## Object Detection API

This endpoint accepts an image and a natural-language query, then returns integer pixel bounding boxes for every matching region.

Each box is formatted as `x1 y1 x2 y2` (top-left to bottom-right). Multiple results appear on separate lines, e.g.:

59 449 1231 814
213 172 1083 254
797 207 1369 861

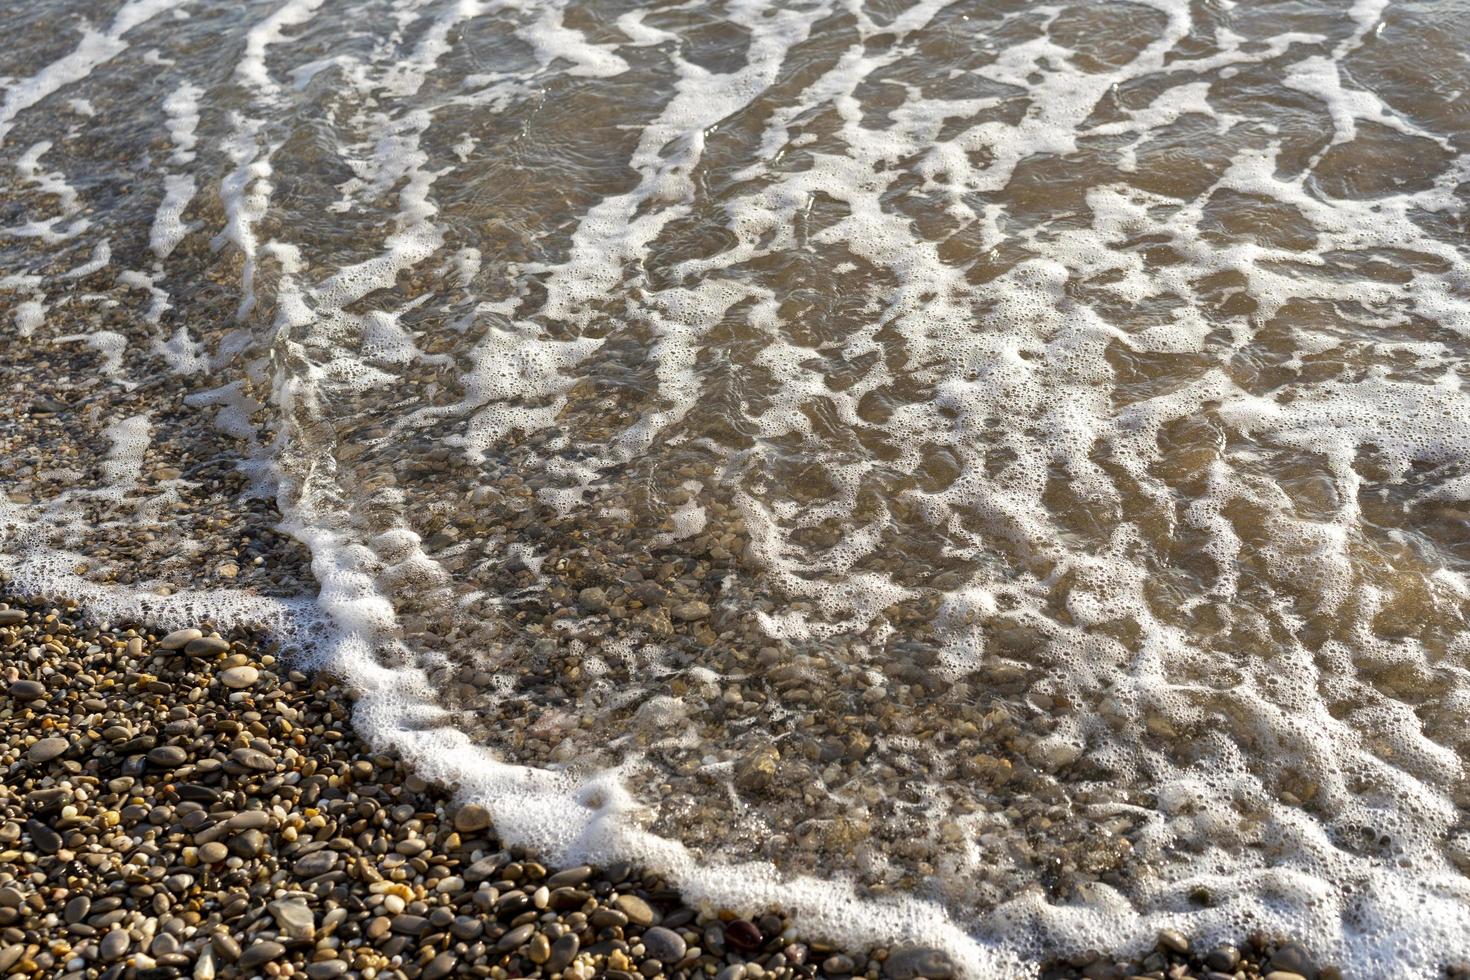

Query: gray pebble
158 628 202 650
238 940 285 970
147 745 188 768
641 926 687 964
8 680 44 701
100 929 130 962
28 737 69 763
546 933 580 973
496 923 536 952
884 947 954 980
184 636 230 657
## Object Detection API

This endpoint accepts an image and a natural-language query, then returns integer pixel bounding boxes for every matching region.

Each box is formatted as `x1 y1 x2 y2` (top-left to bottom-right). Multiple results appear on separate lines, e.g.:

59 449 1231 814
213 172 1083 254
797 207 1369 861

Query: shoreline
0 594 1358 980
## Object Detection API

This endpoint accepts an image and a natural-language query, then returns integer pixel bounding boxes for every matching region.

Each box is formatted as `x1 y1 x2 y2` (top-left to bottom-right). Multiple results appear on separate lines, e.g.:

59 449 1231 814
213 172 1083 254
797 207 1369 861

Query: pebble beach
0 594 1370 980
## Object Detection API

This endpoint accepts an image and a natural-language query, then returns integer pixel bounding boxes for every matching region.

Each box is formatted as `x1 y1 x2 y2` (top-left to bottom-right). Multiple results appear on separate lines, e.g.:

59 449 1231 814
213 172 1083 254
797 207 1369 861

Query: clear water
2 0 1469 975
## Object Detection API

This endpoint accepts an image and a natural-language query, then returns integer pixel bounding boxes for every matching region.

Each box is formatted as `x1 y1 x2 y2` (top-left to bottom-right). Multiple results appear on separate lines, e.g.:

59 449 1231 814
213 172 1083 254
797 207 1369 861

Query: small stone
226 810 272 830
579 587 610 612
1264 973 1307 980
306 961 348 980
158 628 202 650
230 747 274 771
453 803 491 833
8 680 44 701
229 829 266 858
294 850 339 877
184 636 230 657
198 842 228 864
1269 944 1316 978
64 896 90 923
613 893 657 927
641 926 687 964
423 952 458 980
884 947 954 980
268 899 315 941
823 955 855 975
211 932 242 962
1205 946 1240 972
672 599 710 621
28 737 69 763
496 923 535 952
147 745 189 768
0 610 27 626
1156 929 1189 955
716 965 746 980
547 934 580 972
238 940 286 971
546 865 593 888
724 919 762 951
392 914 428 936
100 929 130 962
219 665 258 689
527 932 552 965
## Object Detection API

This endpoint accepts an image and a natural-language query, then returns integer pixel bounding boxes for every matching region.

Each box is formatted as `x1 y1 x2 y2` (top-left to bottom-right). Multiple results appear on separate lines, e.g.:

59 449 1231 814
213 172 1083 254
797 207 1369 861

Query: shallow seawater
2 0 1469 974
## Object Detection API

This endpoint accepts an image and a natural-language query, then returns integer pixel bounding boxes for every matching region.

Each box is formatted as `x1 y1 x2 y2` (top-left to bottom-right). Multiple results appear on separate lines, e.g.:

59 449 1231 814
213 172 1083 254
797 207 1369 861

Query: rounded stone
641 926 687 964
100 929 130 962
8 680 45 701
452 803 491 833
238 940 285 971
613 893 656 927
198 842 229 864
883 947 954 980
28 737 69 763
546 934 580 973
147 745 188 768
184 636 230 657
218 666 258 689
158 628 202 649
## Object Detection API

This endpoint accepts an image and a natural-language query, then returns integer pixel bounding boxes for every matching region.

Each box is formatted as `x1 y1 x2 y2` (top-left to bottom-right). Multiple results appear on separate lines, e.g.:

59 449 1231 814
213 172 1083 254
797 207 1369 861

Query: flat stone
28 737 69 763
8 680 44 700
671 600 711 621
238 940 285 971
158 628 202 650
613 894 657 927
423 952 459 980
546 865 593 888
226 810 272 830
453 803 491 833
884 947 954 980
294 850 339 877
0 610 27 626
391 914 428 936
229 829 266 858
219 665 258 689
268 899 315 941
1157 929 1189 955
1269 944 1316 978
230 747 274 771
198 842 228 864
184 636 230 657
305 960 349 980
496 923 535 952
641 926 687 964
547 934 580 973
147 745 188 768
100 929 130 962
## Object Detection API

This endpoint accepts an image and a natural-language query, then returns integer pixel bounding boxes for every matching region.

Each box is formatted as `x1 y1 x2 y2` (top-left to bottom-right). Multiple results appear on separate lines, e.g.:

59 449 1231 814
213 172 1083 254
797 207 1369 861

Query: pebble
1269 944 1316 977
1157 929 1190 955
198 840 228 863
642 925 687 964
184 636 230 657
824 954 856 974
496 923 535 952
672 599 711 621
884 946 955 980
547 933 581 972
100 929 130 962
28 737 69 763
453 803 491 833
269 899 316 941
238 940 286 971
306 961 349 979
1205 946 1240 972
614 893 657 926
147 745 188 768
0 610 27 626
294 850 339 876
8 679 45 700
423 952 459 980
157 628 202 649
218 665 258 689
546 865 594 888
